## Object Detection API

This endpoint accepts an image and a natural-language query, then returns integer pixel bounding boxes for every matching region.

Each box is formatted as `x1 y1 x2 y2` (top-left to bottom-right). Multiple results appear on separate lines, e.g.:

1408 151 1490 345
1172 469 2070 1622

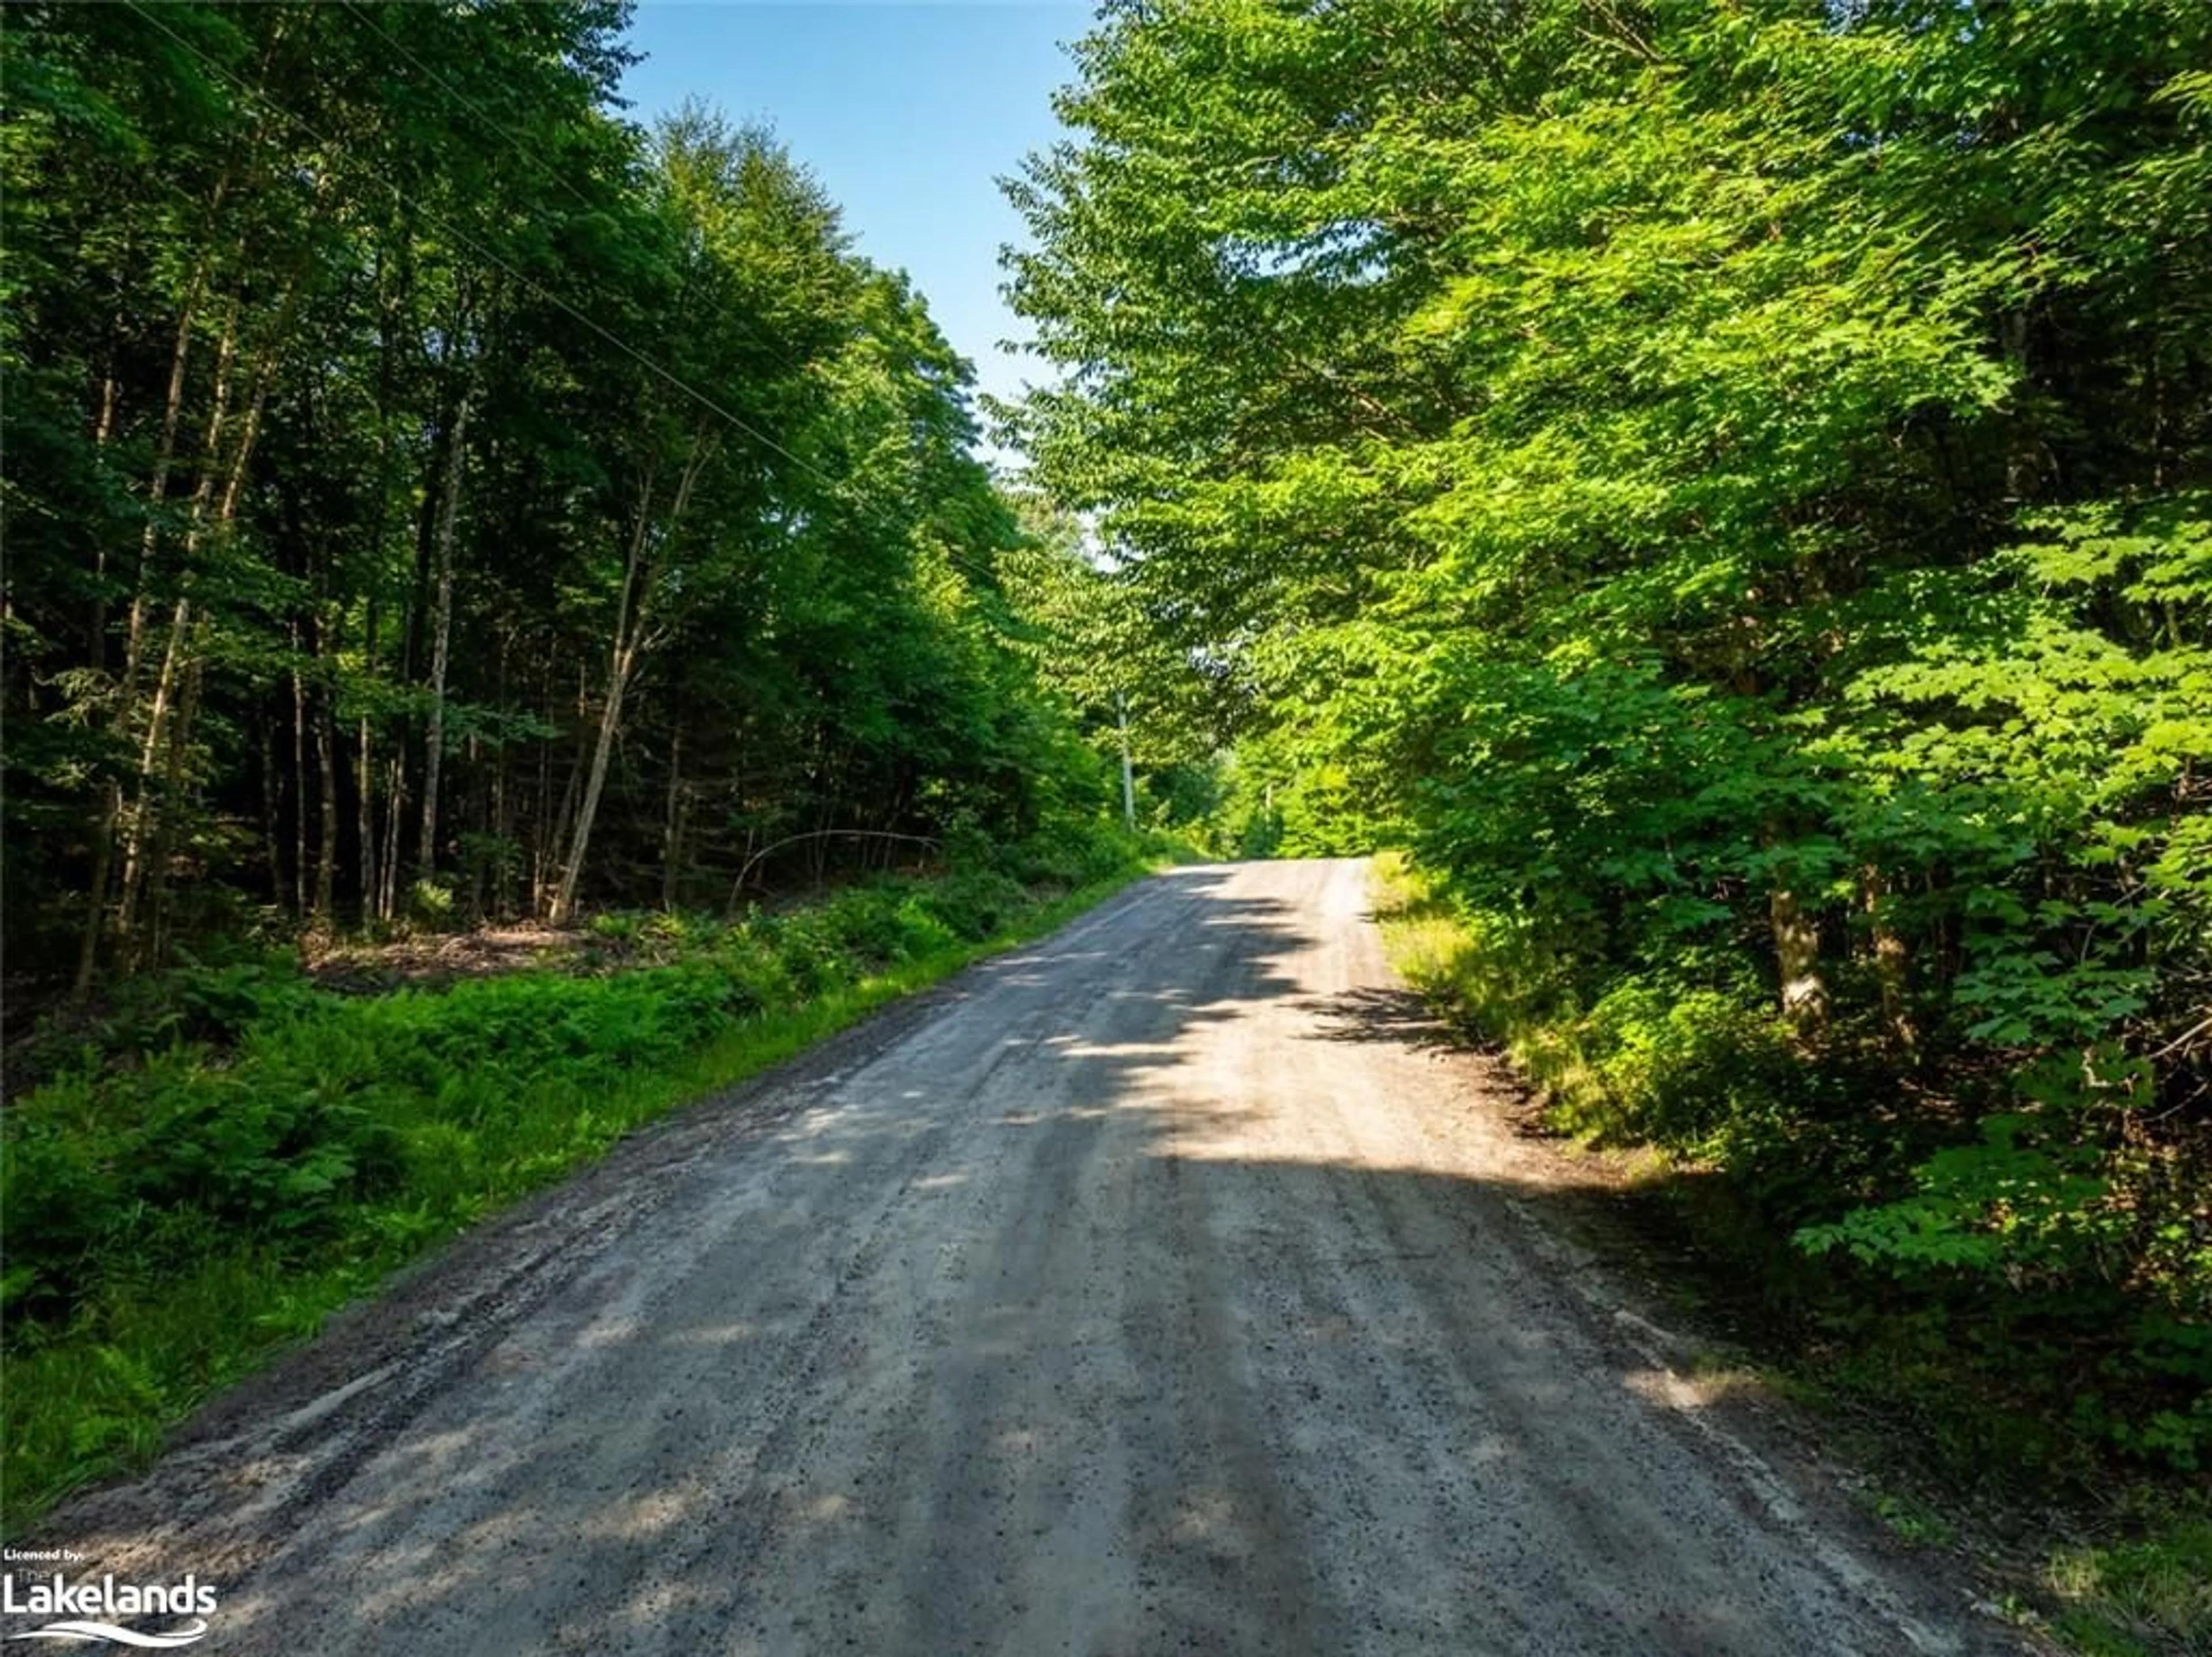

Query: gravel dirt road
45 860 2020 1655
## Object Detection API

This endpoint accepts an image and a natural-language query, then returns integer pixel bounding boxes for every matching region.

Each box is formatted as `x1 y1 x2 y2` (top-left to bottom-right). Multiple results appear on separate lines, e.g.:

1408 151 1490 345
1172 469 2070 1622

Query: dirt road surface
46 860 2018 1655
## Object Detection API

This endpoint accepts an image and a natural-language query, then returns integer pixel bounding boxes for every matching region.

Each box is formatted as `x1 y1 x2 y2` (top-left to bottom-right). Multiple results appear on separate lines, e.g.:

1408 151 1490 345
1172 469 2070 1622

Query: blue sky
616 2 1088 435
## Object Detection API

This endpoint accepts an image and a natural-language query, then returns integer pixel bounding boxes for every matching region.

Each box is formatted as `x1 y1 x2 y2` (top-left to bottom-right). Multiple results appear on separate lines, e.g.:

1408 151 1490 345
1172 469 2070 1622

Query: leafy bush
1793 1045 2212 1466
811 883 937 968
922 868 1033 941
1577 982 1793 1153
998 819 1147 888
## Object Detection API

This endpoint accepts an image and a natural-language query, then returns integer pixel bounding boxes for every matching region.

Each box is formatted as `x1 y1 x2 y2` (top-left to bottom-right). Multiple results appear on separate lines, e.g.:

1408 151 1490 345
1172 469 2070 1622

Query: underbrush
1 831 1173 1530
1374 851 2212 1655
2045 1503 2212 1657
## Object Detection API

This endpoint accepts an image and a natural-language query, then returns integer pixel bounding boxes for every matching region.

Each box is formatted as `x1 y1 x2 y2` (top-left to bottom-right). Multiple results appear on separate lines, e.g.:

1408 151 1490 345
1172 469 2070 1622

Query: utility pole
1116 691 1136 833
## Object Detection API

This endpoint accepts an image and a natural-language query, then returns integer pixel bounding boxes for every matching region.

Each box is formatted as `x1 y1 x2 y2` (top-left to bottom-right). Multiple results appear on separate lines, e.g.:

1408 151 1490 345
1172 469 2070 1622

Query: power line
122 0 1014 589
336 0 820 393
336 1 1016 585
127 0 839 490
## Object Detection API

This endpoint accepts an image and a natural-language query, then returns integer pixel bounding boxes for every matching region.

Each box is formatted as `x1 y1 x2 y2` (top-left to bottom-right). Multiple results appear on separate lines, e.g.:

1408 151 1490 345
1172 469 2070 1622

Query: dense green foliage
1009 0 2212 1466
1 835 1152 1524
3 0 1108 995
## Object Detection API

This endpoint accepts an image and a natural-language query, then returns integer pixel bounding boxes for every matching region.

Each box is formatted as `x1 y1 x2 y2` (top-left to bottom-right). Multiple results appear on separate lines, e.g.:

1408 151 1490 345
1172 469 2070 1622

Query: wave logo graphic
6 1620 209 1647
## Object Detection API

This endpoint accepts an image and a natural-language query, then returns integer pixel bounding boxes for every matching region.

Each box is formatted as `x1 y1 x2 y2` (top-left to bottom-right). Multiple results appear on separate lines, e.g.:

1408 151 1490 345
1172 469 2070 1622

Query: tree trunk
312 615 339 926
115 593 194 952
380 752 406 921
113 285 244 957
416 383 472 883
1769 884 1827 1035
358 716 379 920
550 432 708 924
73 146 247 994
661 717 687 911
87 349 121 667
490 631 513 918
551 637 637 925
144 640 210 965
1861 867 1914 1050
127 100 316 955
532 665 555 914
291 644 310 917
130 286 294 958
72 804 116 999
72 335 141 989
262 696 286 914
542 664 589 916
123 247 219 691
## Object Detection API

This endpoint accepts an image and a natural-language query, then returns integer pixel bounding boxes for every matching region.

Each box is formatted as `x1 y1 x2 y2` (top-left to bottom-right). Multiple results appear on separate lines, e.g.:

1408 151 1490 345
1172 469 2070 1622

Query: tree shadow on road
37 861 2005 1657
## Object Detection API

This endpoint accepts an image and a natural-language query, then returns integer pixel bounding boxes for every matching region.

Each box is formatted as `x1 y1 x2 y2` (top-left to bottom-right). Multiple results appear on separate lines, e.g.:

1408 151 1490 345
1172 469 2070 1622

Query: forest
1006 0 2212 1497
3 1 1129 988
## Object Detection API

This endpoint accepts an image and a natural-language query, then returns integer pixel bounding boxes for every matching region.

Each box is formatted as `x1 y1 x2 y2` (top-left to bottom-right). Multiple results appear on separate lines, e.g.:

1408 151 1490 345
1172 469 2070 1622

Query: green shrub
171 960 307 1045
1578 982 1790 1152
922 868 1032 940
405 879 457 929
813 884 918 967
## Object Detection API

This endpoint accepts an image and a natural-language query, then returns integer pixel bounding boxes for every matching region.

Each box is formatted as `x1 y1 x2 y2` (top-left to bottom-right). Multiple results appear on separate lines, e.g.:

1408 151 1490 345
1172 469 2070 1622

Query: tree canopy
3 0 1111 990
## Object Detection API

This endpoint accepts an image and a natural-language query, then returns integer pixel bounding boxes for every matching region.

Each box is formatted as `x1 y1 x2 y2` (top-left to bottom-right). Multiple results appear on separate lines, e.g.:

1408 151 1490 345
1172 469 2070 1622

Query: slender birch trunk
127 277 296 960
541 663 589 916
72 119 259 992
551 431 710 924
379 754 405 921
109 285 243 964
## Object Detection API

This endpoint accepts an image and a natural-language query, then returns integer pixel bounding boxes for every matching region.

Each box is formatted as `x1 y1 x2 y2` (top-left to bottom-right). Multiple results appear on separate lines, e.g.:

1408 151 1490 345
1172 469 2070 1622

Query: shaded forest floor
296 867 956 995
1496 1117 2210 1657
1573 1163 2209 1657
302 924 593 993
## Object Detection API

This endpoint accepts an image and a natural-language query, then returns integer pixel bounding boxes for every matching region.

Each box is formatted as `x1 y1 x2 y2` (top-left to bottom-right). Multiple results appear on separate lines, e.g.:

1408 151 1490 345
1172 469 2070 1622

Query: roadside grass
2 852 1163 1533
1869 1488 1959 1550
2046 1508 2212 1657
1370 849 2212 1657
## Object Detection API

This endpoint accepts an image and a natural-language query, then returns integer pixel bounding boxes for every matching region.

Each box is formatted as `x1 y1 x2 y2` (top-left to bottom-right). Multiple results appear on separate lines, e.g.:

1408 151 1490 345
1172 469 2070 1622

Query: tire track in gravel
35 860 2025 1656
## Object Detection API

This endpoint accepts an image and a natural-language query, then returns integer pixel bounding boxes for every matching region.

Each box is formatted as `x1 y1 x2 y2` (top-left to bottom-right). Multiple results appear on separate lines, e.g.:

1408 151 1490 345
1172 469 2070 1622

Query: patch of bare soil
302 925 591 994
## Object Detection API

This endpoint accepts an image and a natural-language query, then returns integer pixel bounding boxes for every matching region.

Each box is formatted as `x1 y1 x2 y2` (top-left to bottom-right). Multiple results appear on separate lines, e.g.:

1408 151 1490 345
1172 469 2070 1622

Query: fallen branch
725 830 942 916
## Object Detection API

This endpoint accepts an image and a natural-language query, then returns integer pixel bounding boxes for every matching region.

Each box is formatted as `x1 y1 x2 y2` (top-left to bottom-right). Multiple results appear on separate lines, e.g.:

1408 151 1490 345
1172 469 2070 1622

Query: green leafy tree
1007 0 2212 1456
